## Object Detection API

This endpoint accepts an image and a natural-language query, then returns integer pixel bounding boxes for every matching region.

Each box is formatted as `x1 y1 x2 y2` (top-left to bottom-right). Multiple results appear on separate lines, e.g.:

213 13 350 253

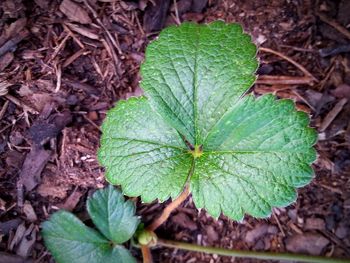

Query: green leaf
191 94 316 219
98 97 193 203
141 21 258 145
42 211 136 263
99 21 317 220
87 185 140 244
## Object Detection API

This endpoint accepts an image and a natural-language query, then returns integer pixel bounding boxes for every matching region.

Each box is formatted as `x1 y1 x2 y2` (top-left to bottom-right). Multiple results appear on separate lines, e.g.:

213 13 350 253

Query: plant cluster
42 21 348 263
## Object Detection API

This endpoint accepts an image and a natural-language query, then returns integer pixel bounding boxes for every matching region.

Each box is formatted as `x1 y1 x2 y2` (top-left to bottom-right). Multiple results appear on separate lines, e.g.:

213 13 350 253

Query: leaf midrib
193 25 200 146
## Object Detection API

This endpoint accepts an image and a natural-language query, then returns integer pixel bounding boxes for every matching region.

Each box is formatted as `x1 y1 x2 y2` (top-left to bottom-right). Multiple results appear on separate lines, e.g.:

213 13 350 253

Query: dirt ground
0 0 350 262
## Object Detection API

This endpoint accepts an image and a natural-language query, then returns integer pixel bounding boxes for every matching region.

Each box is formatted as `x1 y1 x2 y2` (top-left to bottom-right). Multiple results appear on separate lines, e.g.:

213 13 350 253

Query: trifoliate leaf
87 185 140 244
42 211 136 263
98 21 316 220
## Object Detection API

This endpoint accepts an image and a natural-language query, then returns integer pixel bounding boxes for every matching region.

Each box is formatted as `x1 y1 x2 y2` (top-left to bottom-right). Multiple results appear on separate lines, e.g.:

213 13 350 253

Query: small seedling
42 186 139 263
41 187 347 263
42 22 349 263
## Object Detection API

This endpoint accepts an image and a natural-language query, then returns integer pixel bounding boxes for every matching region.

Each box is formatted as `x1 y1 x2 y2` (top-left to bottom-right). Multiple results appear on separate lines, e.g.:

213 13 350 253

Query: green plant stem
157 238 350 263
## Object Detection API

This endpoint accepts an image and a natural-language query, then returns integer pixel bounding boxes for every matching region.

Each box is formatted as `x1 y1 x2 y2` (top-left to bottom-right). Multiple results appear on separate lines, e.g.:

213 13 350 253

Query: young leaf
87 185 140 244
42 187 139 263
98 21 317 220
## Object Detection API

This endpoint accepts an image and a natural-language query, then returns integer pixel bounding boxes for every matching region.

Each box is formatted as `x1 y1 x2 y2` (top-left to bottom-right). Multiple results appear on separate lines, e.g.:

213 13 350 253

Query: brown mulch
0 0 349 262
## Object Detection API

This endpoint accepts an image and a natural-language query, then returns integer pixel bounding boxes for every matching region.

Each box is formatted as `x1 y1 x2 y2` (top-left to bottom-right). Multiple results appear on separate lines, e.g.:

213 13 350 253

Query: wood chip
65 23 100 40
0 252 33 263
9 223 26 250
245 224 268 243
0 219 22 236
0 80 12 96
0 52 14 71
305 218 326 231
172 212 197 231
59 0 92 24
16 224 36 258
0 198 6 211
143 0 171 32
23 201 38 222
285 233 330 255
320 98 348 132
20 147 52 192
57 188 83 211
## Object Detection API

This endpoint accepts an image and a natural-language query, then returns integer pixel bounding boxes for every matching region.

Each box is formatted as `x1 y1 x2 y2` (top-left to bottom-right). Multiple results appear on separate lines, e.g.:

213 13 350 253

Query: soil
0 0 350 262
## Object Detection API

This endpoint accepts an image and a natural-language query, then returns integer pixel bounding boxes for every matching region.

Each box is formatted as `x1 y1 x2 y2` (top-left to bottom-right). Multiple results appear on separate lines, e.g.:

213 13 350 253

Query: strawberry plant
42 22 349 263
42 186 139 263
99 21 316 220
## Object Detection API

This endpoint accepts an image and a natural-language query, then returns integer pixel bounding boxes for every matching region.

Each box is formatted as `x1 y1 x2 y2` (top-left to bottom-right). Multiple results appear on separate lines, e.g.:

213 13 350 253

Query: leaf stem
157 238 350 263
147 184 190 232
141 245 153 263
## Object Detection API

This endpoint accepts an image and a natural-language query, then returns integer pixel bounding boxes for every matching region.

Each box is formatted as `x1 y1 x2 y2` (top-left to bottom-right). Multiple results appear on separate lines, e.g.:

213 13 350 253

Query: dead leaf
59 0 92 24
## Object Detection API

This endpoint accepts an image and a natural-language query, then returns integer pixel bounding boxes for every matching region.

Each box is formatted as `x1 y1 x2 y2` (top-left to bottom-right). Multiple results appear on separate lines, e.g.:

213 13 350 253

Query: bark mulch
0 0 349 262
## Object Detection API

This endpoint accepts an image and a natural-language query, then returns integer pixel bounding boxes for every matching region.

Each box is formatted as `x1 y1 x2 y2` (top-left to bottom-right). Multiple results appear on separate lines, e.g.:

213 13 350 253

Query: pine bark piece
59 0 92 24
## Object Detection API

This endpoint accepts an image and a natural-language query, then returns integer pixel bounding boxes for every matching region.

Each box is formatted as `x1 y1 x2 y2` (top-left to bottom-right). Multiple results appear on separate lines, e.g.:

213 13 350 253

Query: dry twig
316 12 350 40
320 98 348 132
256 75 314 85
83 0 122 54
260 47 318 82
